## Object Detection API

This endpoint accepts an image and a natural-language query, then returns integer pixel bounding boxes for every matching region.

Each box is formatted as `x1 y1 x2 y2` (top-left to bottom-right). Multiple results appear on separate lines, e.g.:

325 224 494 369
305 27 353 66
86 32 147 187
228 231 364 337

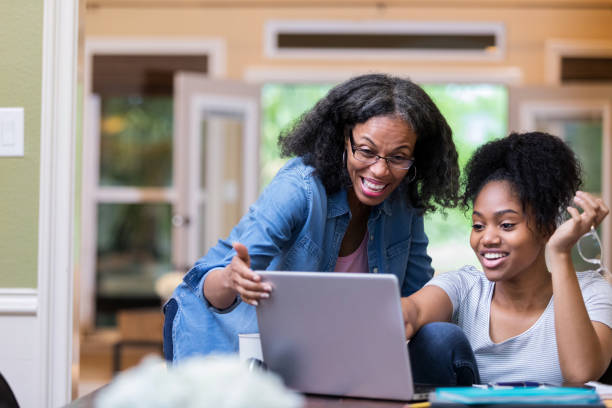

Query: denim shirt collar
327 188 393 220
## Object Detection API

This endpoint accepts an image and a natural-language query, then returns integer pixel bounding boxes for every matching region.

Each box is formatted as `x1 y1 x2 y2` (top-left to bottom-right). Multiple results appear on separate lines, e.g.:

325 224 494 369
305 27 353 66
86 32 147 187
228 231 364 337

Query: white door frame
38 0 79 406
173 73 260 268
546 39 612 85
243 66 523 85
80 37 226 331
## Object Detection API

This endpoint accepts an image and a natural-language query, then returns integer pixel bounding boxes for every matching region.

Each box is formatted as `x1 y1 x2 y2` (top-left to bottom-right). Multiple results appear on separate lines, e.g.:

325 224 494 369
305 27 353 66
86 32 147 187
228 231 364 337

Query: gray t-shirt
427 265 612 385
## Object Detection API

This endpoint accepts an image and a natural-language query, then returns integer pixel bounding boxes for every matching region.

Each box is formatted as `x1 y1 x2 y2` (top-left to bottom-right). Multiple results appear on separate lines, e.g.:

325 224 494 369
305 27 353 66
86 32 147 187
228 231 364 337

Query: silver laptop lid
255 271 415 401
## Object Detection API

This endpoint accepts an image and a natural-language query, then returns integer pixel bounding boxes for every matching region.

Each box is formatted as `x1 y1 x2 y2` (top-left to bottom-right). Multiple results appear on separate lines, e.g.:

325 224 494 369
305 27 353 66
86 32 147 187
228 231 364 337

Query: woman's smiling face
345 115 417 207
470 180 547 281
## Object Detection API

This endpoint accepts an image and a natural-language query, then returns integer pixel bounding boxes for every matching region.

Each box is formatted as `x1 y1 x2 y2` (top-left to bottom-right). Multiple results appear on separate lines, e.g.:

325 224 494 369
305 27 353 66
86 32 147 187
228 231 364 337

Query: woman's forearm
401 296 421 339
550 252 609 382
203 267 238 310
402 286 454 339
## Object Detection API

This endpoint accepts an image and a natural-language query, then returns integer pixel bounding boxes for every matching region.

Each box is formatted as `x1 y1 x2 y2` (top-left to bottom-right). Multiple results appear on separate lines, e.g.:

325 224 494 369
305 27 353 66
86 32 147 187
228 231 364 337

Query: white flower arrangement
95 355 304 408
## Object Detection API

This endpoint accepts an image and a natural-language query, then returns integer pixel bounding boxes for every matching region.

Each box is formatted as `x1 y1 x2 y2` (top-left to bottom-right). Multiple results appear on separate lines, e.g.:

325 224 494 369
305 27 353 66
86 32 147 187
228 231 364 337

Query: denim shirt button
373 267 379 273
369 234 374 241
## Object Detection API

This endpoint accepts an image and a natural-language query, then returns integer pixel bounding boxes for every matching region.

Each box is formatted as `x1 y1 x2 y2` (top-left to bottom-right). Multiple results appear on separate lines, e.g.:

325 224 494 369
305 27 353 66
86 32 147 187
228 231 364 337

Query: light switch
0 107 24 157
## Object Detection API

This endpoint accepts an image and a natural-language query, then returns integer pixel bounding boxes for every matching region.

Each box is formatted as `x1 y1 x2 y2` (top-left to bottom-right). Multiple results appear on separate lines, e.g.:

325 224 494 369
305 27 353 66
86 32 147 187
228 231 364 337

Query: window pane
198 112 245 252
422 84 508 274
199 112 244 191
199 118 208 189
99 96 173 187
220 116 244 237
261 84 333 188
531 113 604 272
92 54 208 96
198 203 206 257
561 57 612 83
534 115 602 193
96 203 172 326
277 33 496 51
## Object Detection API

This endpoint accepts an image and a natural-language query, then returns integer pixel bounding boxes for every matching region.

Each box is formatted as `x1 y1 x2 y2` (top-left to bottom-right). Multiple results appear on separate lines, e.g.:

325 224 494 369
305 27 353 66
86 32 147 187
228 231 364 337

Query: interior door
173 73 260 270
509 86 612 273
81 53 208 330
82 93 176 329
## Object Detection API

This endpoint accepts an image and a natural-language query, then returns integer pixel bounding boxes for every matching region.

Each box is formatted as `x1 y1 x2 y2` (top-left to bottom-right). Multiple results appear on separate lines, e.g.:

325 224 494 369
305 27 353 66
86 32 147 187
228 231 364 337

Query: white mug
238 333 263 362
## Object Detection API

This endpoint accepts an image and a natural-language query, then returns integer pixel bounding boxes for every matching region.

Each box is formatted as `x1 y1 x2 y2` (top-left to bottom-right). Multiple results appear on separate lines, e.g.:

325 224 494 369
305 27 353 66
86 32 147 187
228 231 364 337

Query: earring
406 165 417 183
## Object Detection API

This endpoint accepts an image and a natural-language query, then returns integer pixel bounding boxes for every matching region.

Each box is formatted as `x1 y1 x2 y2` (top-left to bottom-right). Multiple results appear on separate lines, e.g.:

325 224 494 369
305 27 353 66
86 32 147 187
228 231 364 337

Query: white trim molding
265 20 505 61
84 37 226 81
546 39 612 85
38 0 79 407
0 289 37 315
244 66 523 85
95 187 176 203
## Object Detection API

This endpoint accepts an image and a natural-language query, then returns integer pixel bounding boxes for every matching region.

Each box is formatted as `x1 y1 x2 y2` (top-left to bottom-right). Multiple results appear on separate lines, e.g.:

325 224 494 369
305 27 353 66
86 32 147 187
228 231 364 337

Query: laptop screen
255 271 418 401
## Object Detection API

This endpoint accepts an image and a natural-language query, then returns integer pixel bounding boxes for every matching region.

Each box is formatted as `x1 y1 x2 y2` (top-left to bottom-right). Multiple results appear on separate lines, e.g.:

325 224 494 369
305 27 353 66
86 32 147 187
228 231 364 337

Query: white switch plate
0 107 24 157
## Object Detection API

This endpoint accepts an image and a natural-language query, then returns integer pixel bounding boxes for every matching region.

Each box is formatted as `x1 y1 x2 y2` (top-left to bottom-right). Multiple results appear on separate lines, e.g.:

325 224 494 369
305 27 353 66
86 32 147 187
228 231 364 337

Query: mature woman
164 73 460 361
403 132 612 386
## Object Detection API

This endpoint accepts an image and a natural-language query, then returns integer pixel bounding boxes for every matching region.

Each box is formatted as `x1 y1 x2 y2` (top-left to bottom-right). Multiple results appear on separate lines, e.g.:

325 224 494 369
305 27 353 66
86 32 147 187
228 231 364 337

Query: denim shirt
166 157 433 361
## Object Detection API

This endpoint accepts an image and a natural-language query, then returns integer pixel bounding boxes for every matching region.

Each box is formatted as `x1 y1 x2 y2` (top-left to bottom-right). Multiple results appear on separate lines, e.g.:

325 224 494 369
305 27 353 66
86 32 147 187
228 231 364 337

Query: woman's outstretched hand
547 191 609 255
224 242 272 306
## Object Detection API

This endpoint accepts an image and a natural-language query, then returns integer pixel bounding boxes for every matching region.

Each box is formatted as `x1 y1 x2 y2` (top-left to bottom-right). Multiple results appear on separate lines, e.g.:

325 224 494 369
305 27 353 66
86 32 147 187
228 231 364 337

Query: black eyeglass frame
348 134 414 170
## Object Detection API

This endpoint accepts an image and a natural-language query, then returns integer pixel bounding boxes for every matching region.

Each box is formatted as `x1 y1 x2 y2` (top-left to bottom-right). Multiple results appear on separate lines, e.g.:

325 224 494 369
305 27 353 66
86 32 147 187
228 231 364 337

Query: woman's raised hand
547 191 609 255
225 242 272 306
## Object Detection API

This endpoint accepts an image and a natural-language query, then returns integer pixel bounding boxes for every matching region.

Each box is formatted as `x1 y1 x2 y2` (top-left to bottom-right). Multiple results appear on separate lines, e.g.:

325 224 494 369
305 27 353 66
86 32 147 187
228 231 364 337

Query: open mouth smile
480 251 509 268
482 252 507 260
361 177 388 196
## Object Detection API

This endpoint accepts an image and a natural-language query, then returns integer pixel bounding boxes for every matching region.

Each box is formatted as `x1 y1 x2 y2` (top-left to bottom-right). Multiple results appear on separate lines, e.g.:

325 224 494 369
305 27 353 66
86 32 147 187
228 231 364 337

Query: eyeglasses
348 134 414 170
577 226 609 278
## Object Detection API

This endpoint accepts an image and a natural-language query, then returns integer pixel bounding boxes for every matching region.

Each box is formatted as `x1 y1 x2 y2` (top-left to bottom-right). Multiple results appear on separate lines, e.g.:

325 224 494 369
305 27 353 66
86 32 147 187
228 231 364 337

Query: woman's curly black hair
461 131 583 236
278 73 459 213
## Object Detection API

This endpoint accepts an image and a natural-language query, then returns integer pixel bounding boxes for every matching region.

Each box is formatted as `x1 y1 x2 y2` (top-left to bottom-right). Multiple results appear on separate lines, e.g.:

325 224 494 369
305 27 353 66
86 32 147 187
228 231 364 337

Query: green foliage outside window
421 84 507 273
99 96 173 187
261 84 334 188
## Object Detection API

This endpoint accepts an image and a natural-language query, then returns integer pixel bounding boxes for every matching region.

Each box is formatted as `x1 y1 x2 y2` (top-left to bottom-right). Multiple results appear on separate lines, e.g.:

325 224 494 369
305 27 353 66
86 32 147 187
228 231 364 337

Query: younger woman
404 131 612 386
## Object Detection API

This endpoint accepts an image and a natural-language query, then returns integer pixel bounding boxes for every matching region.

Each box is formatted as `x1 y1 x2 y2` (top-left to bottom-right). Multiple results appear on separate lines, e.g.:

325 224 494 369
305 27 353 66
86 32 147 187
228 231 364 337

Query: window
265 21 504 61
561 57 612 83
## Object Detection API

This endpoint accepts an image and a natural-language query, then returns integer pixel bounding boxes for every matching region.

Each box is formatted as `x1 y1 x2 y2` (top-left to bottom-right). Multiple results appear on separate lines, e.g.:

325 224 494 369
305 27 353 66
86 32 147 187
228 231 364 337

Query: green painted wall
0 1 43 288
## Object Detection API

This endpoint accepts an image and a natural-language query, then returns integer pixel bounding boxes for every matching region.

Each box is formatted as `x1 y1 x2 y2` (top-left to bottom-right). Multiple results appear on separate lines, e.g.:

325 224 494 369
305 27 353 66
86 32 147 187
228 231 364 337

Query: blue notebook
431 386 601 405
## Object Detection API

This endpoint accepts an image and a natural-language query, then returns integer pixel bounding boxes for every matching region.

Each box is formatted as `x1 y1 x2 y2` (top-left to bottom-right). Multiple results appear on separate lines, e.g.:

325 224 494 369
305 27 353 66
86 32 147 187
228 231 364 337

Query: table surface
65 389 410 407
66 388 612 408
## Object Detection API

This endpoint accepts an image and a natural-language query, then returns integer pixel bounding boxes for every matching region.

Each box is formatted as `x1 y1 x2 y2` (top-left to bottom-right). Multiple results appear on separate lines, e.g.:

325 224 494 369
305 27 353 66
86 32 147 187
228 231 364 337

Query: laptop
255 271 430 401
